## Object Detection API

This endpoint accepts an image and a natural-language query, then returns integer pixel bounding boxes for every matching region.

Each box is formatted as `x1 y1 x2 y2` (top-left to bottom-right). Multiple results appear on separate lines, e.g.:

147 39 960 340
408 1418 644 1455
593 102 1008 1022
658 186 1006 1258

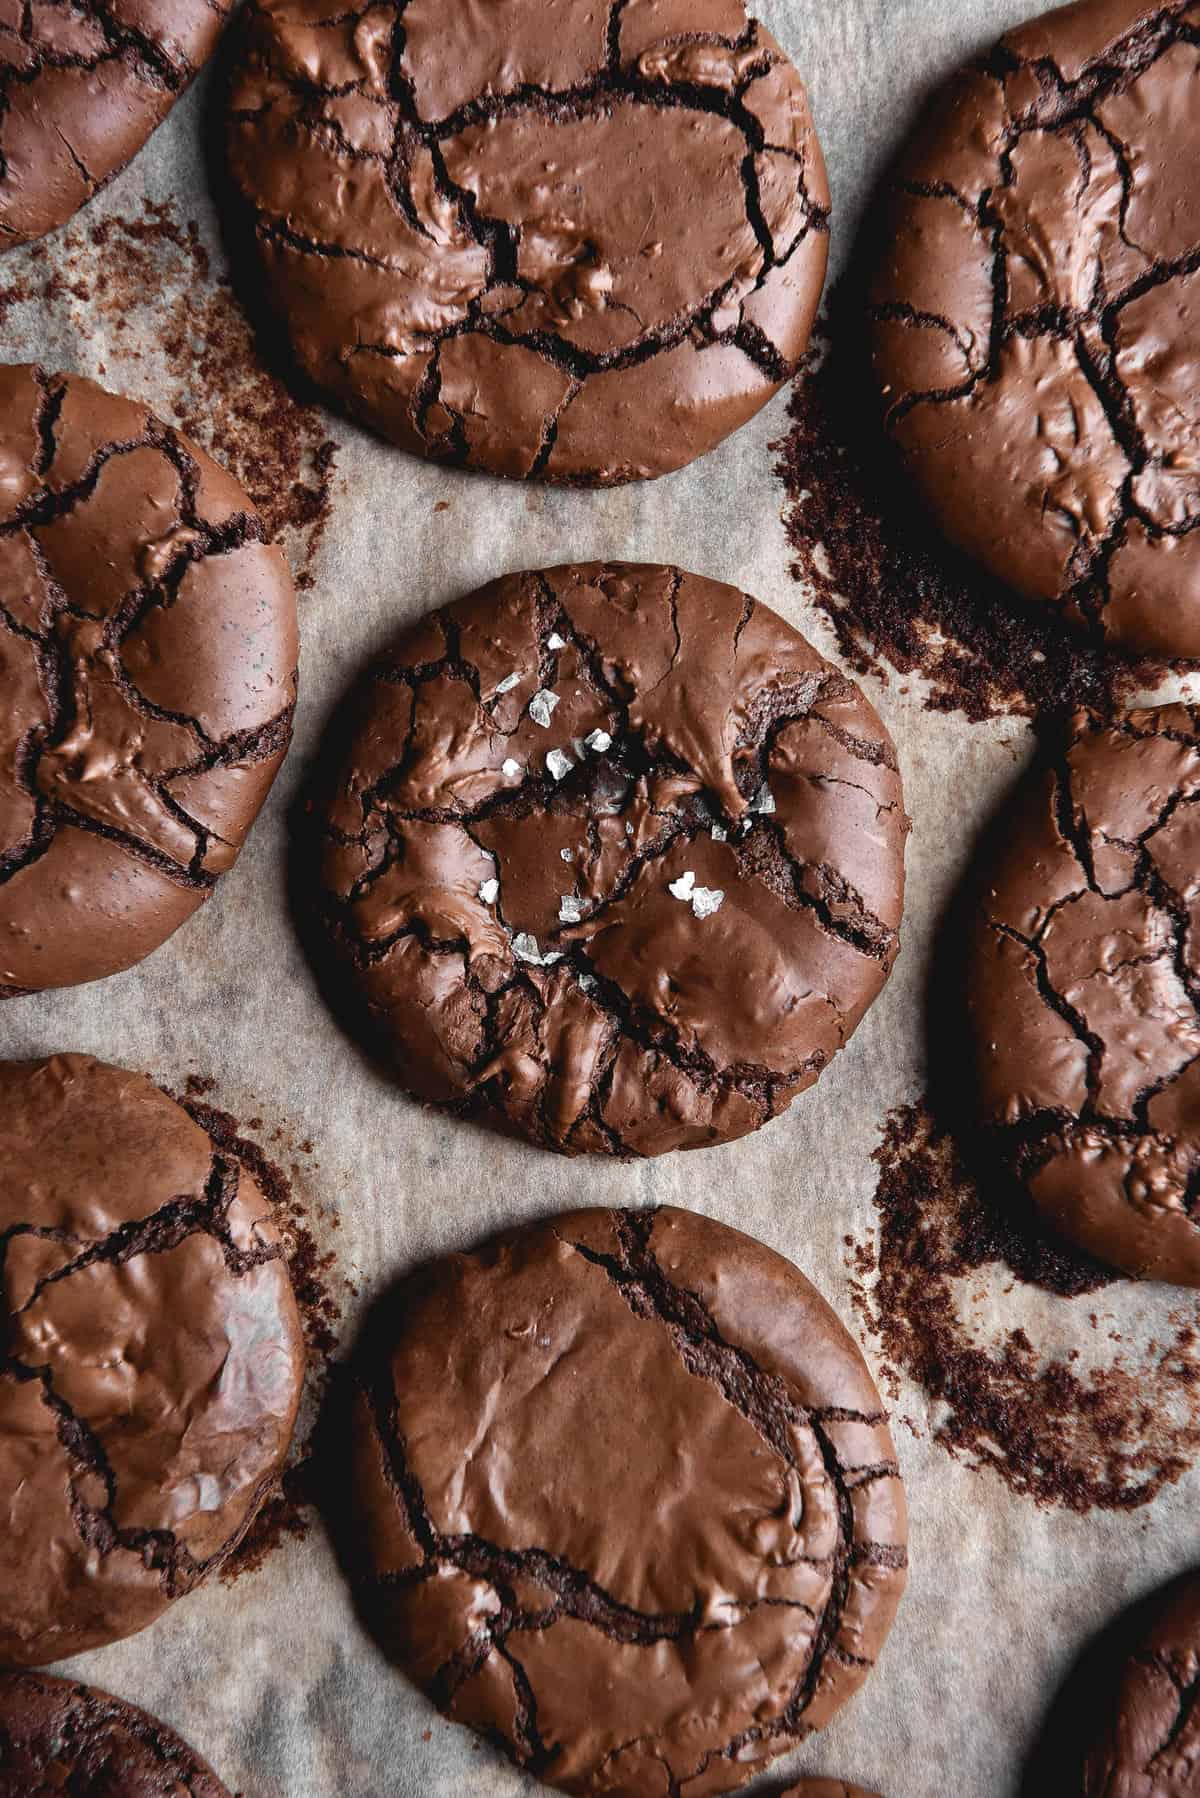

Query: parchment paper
3 4 1196 1793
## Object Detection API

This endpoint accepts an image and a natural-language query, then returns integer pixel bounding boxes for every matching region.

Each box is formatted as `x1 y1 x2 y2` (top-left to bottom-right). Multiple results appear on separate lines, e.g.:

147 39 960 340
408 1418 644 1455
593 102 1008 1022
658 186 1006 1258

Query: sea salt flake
478 878 499 905
495 672 521 695
691 885 725 919
585 729 612 754
750 781 776 815
560 848 574 862
578 973 597 994
529 689 560 728
711 825 727 842
512 934 564 967
501 758 521 777
547 632 567 650
668 870 697 902
559 895 583 923
546 748 574 781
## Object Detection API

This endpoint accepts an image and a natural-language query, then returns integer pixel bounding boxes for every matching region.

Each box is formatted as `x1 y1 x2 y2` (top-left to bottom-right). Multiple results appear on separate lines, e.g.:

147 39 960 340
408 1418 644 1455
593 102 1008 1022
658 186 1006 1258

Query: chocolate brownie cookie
0 1670 231 1795
224 0 829 484
348 1206 907 1796
0 1053 305 1667
870 0 1200 655
0 0 233 250
1078 1571 1200 1794
0 365 298 995
783 1784 882 1798
969 706 1200 1285
311 561 907 1157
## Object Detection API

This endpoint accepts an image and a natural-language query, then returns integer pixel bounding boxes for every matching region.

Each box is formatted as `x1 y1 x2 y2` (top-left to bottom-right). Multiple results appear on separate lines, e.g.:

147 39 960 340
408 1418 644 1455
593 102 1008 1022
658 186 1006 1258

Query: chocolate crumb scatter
181 1092 345 1580
0 199 340 591
773 312 1174 724
853 1099 1200 1511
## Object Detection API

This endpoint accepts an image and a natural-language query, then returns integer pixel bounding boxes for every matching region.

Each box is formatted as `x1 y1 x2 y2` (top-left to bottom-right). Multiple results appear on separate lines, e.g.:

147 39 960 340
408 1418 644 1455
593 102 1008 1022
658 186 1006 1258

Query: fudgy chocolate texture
1078 1572 1200 1795
0 365 298 995
0 0 232 251
348 1206 907 1797
224 0 830 484
870 0 1200 655
0 1053 306 1667
310 562 907 1158
969 706 1200 1287
0 1670 231 1795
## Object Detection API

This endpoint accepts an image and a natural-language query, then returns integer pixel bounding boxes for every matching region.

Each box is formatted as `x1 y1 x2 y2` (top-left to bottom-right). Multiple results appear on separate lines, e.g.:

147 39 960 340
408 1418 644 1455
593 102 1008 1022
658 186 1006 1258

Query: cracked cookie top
0 1053 306 1667
969 706 1200 1286
869 0 1200 656
348 1206 907 1797
0 364 299 996
0 0 233 250
224 0 830 484
0 1670 231 1795
1078 1571 1200 1794
309 561 907 1159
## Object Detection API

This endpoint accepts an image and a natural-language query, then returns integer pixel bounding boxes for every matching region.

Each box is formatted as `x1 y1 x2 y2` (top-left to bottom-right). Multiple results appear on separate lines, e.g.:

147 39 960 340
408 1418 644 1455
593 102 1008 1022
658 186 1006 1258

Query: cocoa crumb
854 1099 1200 1511
772 299 1177 723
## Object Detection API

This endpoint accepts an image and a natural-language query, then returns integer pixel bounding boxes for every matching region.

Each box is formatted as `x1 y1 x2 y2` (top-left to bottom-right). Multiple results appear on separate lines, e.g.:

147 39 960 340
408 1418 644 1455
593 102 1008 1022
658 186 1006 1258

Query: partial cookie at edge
0 364 298 994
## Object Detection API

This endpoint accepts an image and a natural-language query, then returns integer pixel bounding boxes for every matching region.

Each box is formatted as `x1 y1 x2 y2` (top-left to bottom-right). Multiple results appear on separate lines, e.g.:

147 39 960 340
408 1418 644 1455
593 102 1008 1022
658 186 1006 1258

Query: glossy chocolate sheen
0 364 298 995
0 0 233 250
224 0 830 484
969 706 1200 1286
0 1054 306 1667
0 1670 231 1795
349 1206 907 1796
870 0 1200 655
311 561 908 1158
1079 1572 1200 1795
